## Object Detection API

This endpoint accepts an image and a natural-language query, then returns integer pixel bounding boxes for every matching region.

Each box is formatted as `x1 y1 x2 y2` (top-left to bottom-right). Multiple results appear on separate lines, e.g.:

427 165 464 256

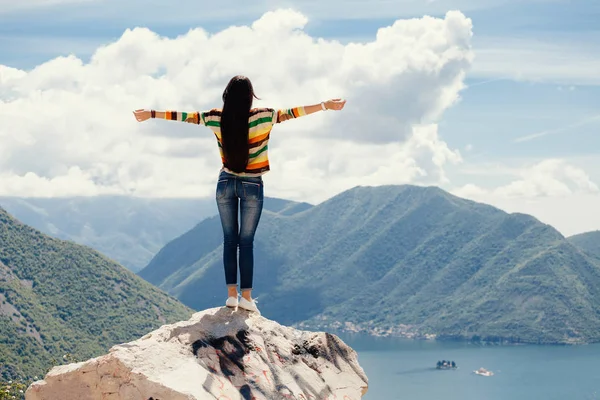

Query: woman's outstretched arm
133 109 204 124
276 98 346 123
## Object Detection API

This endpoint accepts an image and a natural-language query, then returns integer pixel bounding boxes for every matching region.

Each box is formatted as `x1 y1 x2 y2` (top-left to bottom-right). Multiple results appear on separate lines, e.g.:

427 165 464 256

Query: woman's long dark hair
221 75 259 173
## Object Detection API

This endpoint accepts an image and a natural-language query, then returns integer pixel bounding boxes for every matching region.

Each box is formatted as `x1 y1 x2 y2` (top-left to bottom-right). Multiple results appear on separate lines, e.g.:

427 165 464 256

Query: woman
133 75 346 313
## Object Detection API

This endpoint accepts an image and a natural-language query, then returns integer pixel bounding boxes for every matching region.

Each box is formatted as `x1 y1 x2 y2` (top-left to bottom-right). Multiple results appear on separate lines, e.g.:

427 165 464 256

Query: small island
436 360 457 369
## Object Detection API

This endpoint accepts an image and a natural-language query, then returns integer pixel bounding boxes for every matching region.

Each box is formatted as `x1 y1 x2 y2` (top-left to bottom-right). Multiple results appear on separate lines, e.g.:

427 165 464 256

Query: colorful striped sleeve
163 110 206 125
276 107 308 123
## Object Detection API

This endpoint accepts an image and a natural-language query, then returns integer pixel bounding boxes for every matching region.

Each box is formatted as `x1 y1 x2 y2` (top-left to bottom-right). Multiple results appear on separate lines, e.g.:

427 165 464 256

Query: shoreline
295 321 593 346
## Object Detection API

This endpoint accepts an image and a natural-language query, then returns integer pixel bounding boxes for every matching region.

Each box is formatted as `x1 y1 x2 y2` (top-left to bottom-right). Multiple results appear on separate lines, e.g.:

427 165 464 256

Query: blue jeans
216 171 264 291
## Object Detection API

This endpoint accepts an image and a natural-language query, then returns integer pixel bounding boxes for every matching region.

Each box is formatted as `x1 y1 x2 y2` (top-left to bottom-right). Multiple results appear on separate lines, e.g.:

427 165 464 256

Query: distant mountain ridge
0 196 214 272
0 207 192 380
140 185 600 344
569 231 600 260
0 196 312 272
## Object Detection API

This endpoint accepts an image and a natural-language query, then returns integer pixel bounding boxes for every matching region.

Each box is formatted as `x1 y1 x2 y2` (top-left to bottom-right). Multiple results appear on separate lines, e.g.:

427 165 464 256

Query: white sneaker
238 297 260 314
226 296 238 308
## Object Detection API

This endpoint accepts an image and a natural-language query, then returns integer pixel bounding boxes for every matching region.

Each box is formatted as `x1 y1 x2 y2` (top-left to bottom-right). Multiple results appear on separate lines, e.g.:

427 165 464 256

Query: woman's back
190 106 306 176
204 107 275 175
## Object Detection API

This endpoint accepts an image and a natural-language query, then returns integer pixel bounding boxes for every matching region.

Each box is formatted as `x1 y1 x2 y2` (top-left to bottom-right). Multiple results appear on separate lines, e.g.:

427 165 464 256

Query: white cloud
0 9 473 199
452 159 600 236
498 160 599 198
0 167 121 197
270 124 462 203
454 159 599 199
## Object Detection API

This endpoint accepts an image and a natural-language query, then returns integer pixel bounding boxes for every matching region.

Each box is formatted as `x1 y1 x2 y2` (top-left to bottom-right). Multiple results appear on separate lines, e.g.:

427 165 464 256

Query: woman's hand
133 109 151 122
324 99 346 111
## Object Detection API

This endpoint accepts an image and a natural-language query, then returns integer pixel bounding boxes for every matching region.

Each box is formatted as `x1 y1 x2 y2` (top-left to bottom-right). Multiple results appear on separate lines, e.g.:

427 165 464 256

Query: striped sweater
163 107 307 176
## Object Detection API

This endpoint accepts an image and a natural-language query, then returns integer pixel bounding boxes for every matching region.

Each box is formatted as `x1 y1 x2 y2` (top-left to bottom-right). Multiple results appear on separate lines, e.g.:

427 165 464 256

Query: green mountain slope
140 185 600 344
0 207 193 381
139 197 313 287
569 231 600 260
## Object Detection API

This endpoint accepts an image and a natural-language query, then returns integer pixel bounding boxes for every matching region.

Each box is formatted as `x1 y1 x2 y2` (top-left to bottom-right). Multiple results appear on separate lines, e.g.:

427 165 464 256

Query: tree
0 379 27 400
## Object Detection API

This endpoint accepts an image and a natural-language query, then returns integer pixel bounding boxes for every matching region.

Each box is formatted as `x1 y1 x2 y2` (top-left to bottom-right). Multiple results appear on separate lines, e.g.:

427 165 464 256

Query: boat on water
474 367 494 376
436 360 457 369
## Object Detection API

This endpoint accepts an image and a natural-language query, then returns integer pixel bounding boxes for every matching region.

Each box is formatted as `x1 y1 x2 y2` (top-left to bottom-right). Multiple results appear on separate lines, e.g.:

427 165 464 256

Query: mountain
0 196 216 272
0 196 312 273
0 207 193 381
569 231 600 260
139 197 314 289
139 185 600 344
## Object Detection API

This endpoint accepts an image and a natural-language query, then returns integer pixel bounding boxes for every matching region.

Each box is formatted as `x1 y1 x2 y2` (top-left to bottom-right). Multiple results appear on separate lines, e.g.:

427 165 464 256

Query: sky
0 0 599 236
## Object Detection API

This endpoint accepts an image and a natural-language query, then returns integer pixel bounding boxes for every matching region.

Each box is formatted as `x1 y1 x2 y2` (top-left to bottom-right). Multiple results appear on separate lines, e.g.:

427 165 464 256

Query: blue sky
0 0 599 235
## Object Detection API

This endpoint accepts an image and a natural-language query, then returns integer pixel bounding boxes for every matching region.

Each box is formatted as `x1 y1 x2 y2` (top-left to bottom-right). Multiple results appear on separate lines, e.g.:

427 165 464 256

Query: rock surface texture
26 307 368 400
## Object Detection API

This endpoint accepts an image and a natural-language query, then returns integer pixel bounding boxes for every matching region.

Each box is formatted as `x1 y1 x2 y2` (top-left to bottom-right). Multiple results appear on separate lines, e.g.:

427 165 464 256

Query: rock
26 307 369 400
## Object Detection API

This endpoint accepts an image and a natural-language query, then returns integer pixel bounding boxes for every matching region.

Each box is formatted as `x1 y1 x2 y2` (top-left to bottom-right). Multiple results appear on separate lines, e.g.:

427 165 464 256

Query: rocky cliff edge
26 307 368 400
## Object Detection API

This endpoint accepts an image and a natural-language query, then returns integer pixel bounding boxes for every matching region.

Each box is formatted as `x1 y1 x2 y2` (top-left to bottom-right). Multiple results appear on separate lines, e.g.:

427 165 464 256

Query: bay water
337 333 600 400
